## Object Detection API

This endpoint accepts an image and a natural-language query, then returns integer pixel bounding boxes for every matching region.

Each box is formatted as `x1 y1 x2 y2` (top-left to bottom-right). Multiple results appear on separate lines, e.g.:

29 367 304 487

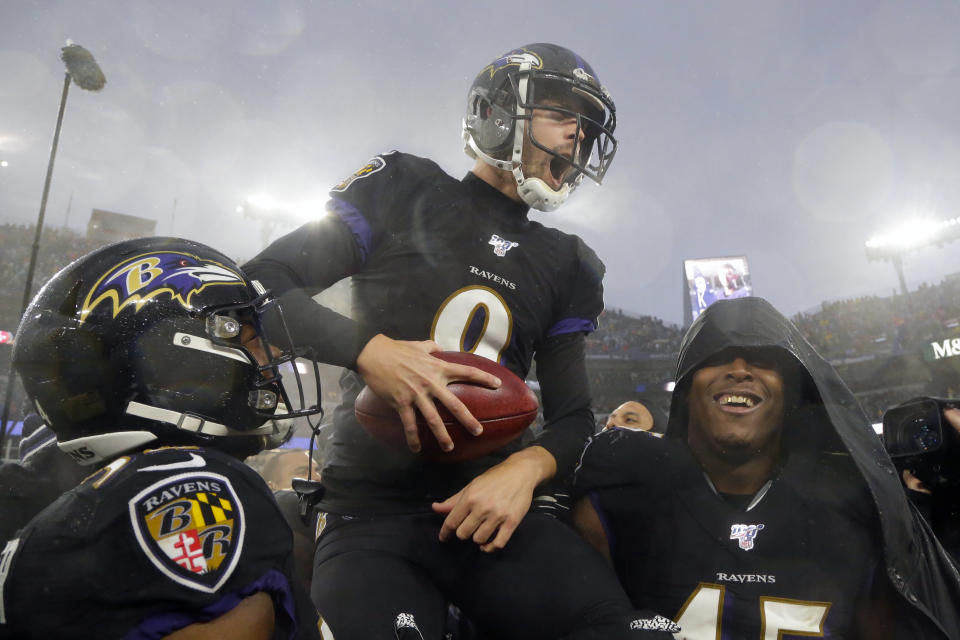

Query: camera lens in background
915 424 942 452
884 398 943 458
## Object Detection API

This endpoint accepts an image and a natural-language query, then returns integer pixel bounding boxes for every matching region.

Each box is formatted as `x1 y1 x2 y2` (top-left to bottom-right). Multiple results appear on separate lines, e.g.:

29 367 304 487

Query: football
354 351 539 462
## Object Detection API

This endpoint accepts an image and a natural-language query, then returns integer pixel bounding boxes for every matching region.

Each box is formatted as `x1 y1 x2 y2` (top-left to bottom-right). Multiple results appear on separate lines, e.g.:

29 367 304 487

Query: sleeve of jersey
243 216 372 369
123 456 318 639
242 152 430 369
545 236 605 338
572 429 656 498
530 332 597 476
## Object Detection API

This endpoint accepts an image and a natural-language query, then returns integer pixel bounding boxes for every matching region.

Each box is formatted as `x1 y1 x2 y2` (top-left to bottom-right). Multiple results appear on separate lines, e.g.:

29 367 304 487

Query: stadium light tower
864 214 960 296
0 43 106 457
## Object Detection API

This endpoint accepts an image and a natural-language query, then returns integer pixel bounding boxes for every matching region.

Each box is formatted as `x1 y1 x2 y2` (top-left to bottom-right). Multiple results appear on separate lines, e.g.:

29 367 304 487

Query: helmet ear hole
473 96 491 120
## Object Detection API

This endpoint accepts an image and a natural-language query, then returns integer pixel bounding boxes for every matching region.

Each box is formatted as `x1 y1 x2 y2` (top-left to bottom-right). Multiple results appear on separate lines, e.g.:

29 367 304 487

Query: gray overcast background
2 0 959 325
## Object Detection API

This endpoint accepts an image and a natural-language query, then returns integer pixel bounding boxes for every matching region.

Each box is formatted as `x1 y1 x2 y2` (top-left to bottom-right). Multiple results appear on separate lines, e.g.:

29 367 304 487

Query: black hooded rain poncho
575 297 960 638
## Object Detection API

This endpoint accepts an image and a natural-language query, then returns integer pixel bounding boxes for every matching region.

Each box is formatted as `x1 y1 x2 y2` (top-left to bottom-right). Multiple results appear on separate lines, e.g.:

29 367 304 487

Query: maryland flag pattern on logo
129 471 245 593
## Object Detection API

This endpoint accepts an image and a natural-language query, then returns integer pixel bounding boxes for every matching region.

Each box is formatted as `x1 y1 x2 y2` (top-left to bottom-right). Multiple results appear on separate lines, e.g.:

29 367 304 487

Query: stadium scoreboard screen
683 255 753 324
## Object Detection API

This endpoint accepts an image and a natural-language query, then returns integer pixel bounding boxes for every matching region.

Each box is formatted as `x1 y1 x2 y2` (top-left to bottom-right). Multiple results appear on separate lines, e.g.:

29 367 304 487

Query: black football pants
311 511 639 640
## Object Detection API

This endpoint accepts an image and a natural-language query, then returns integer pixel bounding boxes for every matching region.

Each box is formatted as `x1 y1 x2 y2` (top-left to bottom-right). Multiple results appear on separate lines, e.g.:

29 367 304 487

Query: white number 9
430 286 513 362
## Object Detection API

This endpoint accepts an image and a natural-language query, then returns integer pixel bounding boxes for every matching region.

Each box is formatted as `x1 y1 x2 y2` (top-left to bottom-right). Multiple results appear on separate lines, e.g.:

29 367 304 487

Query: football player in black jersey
0 237 323 639
574 297 960 639
244 43 676 639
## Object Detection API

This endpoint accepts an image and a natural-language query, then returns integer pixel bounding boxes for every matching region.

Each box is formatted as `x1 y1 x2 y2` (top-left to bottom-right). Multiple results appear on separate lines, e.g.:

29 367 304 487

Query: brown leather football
354 351 539 462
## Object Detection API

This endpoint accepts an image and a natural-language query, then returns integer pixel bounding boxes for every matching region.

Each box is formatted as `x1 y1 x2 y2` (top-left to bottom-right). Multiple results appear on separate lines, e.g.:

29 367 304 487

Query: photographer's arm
944 407 960 436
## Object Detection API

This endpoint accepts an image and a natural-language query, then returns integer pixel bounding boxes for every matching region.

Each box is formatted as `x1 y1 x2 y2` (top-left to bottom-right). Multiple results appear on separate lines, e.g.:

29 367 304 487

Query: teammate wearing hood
574 297 960 639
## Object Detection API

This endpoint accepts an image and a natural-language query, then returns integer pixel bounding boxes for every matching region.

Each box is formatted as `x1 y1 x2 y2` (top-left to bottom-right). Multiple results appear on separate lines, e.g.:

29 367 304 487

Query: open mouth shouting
548 155 580 189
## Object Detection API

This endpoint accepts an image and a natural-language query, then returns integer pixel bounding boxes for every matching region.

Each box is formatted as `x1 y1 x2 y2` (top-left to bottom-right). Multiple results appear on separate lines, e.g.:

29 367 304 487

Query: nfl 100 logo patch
129 471 245 593
488 234 519 257
730 523 765 551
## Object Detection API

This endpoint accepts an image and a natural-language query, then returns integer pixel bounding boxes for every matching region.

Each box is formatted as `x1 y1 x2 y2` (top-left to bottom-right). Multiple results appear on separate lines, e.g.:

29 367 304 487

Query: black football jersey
575 429 884 639
248 152 605 511
0 447 319 639
0 463 60 542
326 152 603 372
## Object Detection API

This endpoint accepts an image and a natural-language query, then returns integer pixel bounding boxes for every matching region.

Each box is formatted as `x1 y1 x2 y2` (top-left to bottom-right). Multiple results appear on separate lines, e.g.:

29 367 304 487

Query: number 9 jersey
243 151 605 512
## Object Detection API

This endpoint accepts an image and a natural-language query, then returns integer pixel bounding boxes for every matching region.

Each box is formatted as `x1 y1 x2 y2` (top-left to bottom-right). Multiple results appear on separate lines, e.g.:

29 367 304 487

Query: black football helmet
462 43 617 211
12 237 321 465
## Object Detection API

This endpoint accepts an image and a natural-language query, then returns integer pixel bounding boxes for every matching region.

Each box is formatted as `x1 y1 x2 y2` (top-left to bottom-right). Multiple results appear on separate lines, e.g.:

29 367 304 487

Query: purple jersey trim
123 569 297 640
547 317 597 337
18 429 56 463
327 197 372 263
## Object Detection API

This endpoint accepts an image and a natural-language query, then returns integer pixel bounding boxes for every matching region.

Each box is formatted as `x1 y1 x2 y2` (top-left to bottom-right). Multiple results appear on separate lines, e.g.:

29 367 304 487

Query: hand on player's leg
433 446 556 551
356 334 501 452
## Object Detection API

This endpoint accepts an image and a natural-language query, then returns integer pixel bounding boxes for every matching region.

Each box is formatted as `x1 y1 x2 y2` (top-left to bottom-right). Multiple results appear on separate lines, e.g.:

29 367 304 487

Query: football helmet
462 43 617 211
12 237 321 465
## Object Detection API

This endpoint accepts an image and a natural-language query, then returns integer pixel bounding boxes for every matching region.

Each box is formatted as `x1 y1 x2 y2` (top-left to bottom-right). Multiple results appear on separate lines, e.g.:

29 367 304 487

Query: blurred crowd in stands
586 276 960 425
586 308 683 358
588 277 960 364
793 279 960 360
0 223 103 331
1 222 959 453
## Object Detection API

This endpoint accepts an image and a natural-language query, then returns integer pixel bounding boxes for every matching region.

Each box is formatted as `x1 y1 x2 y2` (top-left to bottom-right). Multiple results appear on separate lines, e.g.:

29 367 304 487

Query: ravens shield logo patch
129 472 245 593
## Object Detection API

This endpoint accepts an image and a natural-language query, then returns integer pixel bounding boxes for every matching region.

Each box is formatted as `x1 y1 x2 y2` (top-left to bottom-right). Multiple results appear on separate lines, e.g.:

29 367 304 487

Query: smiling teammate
244 43 675 639
574 297 960 638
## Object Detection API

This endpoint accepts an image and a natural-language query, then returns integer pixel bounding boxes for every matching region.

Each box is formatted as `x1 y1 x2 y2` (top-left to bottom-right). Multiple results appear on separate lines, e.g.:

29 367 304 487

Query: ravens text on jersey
245 150 606 511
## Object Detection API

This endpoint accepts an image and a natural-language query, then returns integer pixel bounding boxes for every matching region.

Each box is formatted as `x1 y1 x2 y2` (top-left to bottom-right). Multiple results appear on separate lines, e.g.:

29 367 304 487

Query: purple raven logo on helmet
481 48 543 79
79 251 246 322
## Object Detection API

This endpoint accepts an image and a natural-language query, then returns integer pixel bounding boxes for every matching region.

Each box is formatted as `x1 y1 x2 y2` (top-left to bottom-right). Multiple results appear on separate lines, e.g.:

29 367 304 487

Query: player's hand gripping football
356 334 501 453
433 445 557 552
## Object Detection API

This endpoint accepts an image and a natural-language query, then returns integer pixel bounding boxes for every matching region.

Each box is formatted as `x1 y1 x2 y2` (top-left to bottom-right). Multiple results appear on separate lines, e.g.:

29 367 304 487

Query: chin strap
57 431 158 467
515 176 570 212
510 64 572 212
463 126 515 172
55 402 286 467
125 401 279 438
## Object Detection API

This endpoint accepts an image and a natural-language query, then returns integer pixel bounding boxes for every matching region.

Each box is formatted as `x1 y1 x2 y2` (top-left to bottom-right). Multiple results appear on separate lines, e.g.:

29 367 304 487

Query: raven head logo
80 251 246 322
482 48 543 80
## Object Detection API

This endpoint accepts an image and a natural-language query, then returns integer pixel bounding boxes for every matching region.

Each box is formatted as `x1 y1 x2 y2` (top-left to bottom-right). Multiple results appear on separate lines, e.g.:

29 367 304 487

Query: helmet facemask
513 71 617 192
464 54 617 211
199 287 323 427
127 286 323 452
